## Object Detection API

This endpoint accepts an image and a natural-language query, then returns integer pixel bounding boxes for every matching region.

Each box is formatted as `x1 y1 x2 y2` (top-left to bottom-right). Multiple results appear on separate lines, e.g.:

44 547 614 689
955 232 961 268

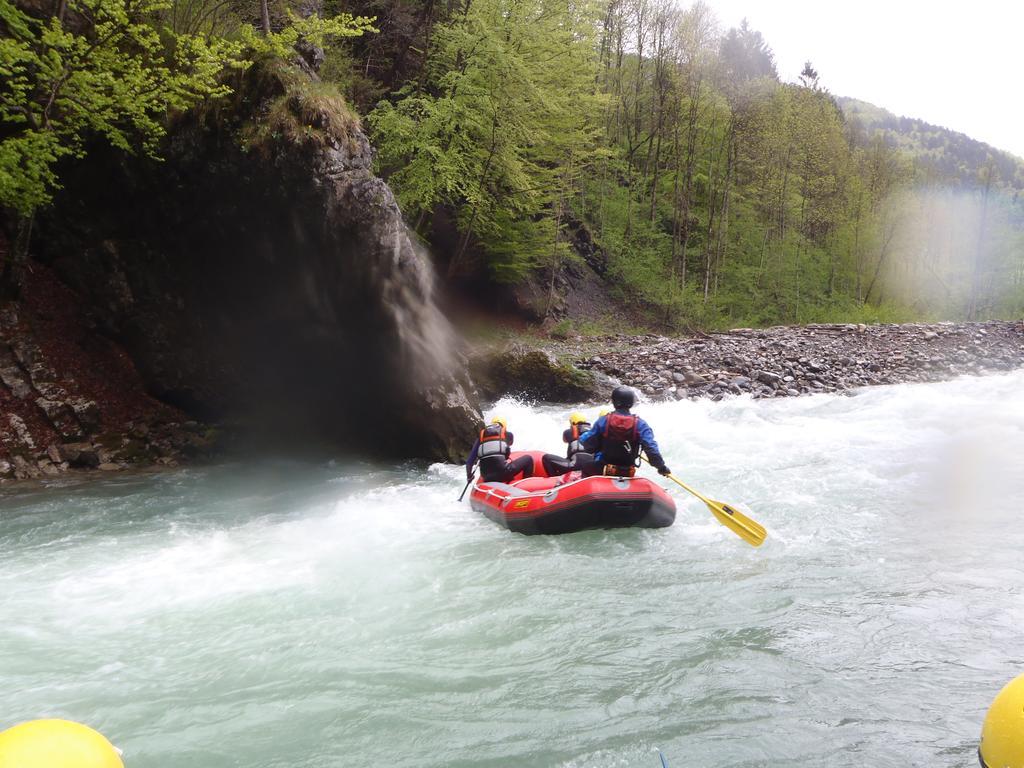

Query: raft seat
514 476 557 492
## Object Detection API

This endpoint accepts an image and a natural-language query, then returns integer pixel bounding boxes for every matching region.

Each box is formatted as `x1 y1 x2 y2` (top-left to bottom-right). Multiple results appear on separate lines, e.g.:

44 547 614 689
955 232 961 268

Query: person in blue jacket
579 386 671 478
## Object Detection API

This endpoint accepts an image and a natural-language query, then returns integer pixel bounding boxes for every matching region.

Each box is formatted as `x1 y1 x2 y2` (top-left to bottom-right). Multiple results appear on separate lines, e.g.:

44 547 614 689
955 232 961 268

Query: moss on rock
471 343 603 403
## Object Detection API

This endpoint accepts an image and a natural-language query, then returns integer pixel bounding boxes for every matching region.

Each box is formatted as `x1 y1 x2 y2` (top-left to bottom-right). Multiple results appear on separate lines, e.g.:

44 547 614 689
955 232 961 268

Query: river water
2 372 1023 767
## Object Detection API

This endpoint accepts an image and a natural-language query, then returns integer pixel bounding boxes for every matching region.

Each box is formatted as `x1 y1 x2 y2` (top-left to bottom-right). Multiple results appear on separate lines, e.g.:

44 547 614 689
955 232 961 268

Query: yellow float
980 673 1024 768
0 719 123 768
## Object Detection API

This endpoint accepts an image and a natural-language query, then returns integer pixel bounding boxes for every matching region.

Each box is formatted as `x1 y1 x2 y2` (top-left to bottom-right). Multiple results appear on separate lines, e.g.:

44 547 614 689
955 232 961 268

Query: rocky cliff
21 59 479 467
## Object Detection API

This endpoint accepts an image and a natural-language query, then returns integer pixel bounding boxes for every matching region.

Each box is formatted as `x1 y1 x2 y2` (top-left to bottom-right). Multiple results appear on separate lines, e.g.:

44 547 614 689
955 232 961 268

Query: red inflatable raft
470 450 676 535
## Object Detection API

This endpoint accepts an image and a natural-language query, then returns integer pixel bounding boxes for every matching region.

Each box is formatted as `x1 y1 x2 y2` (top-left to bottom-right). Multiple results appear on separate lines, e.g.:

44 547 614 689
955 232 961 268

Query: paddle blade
708 498 767 547
663 471 768 547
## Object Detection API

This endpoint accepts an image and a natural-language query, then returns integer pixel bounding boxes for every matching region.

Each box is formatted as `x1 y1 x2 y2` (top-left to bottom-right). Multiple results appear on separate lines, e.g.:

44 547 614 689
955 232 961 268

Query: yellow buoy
980 673 1024 768
0 719 123 768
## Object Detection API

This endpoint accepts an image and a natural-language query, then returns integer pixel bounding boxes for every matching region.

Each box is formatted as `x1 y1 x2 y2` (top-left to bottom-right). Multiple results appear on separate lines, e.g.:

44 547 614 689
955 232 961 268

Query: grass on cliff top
241 59 360 153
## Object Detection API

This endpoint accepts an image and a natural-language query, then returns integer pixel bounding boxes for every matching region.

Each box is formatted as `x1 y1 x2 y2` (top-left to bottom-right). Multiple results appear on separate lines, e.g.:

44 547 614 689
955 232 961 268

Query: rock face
0 266 216 481
36 61 479 462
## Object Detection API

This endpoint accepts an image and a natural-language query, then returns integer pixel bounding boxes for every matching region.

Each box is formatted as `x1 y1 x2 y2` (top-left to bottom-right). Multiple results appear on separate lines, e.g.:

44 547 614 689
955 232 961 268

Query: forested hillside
839 98 1024 190
3 0 1023 328
342 0 1024 327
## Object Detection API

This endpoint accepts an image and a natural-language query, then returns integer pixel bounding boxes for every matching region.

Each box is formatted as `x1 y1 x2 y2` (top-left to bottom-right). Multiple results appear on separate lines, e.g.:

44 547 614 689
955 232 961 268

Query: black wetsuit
467 429 535 483
542 424 595 477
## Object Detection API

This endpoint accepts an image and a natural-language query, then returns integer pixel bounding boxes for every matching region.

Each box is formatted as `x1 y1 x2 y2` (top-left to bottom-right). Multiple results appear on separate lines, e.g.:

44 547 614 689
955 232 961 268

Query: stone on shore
564 321 1023 402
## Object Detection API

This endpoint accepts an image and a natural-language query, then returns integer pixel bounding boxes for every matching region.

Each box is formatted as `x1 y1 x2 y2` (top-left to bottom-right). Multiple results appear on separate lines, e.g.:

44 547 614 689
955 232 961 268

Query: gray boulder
470 343 604 403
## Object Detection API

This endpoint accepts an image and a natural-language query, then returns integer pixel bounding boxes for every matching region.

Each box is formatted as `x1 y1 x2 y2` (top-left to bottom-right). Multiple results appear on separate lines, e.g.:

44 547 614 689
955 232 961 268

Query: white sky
702 0 1024 159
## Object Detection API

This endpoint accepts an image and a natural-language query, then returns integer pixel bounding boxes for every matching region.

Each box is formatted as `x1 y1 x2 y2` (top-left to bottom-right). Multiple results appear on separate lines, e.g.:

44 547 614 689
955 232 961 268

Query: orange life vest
567 422 591 458
478 424 510 461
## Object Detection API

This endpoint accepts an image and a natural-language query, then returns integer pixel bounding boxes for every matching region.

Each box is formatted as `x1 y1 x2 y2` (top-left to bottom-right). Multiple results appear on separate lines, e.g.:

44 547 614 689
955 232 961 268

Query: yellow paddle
641 456 767 547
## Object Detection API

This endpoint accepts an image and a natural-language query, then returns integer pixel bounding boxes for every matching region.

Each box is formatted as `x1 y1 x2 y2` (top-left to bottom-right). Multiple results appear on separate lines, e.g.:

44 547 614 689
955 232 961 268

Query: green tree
0 0 244 217
718 19 777 85
358 0 1022 327
369 0 602 284
0 0 373 292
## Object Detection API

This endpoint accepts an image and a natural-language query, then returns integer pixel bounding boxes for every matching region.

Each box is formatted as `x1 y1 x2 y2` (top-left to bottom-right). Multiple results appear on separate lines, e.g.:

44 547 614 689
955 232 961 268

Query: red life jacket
601 413 639 466
478 424 510 461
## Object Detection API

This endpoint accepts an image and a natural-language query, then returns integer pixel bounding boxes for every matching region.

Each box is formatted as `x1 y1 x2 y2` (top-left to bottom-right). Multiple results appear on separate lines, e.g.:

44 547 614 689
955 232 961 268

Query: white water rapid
2 371 1023 767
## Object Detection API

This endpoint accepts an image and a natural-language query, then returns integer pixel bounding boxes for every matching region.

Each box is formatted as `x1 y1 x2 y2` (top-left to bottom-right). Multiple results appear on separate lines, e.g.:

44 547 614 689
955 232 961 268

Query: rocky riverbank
6 308 1021 483
1 265 220 482
549 321 1023 401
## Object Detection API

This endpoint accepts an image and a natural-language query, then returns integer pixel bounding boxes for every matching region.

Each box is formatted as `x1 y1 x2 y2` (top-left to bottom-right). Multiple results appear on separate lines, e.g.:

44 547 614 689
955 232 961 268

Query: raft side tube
470 472 676 535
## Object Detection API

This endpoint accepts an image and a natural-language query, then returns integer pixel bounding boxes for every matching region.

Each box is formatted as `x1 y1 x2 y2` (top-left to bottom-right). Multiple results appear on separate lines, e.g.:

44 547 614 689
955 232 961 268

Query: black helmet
611 385 636 409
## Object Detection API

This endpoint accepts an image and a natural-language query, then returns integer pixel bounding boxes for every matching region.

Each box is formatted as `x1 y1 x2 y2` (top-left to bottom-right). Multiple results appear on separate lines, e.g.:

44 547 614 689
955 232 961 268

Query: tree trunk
771 144 792 299
864 215 897 303
794 179 807 322
851 191 864 302
669 117 683 296
547 163 569 317
448 117 499 279
702 118 725 304
677 82 702 288
648 128 662 223
260 0 271 34
713 126 735 297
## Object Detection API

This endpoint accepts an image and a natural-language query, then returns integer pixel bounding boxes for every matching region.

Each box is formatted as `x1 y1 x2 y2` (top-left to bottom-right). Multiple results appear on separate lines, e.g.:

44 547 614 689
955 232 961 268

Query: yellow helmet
980 673 1024 768
490 416 507 429
0 719 124 768
568 412 586 425
598 409 611 417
